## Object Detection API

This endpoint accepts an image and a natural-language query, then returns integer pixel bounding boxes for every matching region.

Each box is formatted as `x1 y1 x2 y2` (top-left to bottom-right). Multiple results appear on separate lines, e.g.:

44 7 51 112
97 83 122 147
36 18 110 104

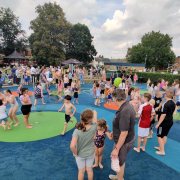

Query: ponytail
75 122 86 132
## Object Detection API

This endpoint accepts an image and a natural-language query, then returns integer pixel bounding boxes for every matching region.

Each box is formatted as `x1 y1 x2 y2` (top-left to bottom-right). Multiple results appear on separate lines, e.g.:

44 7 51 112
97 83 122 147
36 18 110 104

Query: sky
1 0 180 59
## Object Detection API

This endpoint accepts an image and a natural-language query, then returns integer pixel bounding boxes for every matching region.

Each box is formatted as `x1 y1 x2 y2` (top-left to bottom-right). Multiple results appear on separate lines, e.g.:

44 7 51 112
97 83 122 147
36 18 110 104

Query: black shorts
74 92 78 98
114 136 135 166
157 122 173 138
21 104 32 115
64 83 68 88
100 90 105 94
150 119 155 130
65 114 71 123
56 79 58 84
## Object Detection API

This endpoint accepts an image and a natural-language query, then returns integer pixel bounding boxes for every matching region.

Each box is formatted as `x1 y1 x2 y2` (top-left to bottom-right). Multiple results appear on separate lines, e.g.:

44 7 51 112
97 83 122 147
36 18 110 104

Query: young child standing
155 90 175 155
24 72 28 85
64 86 71 96
70 109 97 180
58 80 64 101
0 100 11 130
107 85 115 105
73 84 79 104
148 82 154 96
134 93 155 153
93 81 97 98
134 73 138 85
17 83 23 97
100 79 105 100
58 95 77 135
94 83 101 106
34 81 46 106
93 119 113 169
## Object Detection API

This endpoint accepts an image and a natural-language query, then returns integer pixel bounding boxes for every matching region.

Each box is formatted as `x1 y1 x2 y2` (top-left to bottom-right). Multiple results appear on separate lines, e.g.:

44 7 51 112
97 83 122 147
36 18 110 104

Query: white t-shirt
0 106 7 119
31 67 36 74
173 71 178 75
139 70 142 72
119 83 126 90
58 68 61 72
148 87 154 95
46 71 49 79
144 69 146 72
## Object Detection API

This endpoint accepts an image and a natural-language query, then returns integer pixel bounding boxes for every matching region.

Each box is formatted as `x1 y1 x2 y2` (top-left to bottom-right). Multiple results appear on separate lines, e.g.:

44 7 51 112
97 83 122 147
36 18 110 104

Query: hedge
136 72 180 85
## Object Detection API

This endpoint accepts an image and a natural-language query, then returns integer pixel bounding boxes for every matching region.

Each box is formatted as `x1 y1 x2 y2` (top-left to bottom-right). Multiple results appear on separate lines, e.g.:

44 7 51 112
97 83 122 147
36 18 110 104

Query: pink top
160 83 165 87
20 95 31 104
59 83 64 92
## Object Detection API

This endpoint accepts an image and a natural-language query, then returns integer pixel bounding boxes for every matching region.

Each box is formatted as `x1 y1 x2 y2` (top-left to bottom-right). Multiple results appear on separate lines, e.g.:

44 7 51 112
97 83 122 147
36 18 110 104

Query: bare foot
76 102 79 104
9 122 14 125
61 132 65 136
49 93 52 96
174 113 177 115
8 127 11 130
94 104 97 106
154 147 160 151
14 123 20 127
42 103 46 104
140 147 145 151
29 124 33 126
26 126 33 129
141 139 144 142
99 163 103 169
3 125 6 130
133 147 140 153
147 136 152 139
156 151 165 155
98 104 100 106
34 104 36 106
71 120 74 124
93 164 98 168
73 102 74 104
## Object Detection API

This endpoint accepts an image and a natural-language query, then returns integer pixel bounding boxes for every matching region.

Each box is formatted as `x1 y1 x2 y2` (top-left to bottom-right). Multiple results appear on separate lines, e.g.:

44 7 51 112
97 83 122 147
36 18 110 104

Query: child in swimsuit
93 119 113 169
107 85 115 105
58 95 77 135
129 87 141 113
58 80 64 101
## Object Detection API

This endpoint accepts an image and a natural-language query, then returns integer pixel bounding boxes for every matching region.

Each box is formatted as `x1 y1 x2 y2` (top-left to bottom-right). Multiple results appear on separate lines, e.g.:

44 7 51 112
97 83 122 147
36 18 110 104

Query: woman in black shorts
19 88 33 129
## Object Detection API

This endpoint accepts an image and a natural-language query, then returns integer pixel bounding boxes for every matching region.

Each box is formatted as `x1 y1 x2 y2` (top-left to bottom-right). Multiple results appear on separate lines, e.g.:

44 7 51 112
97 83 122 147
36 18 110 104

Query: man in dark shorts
109 89 136 180
155 90 175 156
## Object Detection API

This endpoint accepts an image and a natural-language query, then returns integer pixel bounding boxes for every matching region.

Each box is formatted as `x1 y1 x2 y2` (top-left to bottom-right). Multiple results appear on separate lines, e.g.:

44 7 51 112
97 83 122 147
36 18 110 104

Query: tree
125 47 132 62
29 2 72 66
126 31 176 68
66 23 97 64
0 7 28 56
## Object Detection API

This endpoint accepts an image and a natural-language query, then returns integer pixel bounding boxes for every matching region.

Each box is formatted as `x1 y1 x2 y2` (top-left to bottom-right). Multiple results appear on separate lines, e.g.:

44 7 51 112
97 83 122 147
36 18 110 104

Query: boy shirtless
58 95 77 135
64 75 69 89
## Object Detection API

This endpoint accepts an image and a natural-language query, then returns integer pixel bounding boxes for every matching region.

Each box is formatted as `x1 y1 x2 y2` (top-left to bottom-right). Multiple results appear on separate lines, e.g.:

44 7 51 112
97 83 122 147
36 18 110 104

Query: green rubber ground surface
52 90 81 96
0 112 77 142
140 90 148 94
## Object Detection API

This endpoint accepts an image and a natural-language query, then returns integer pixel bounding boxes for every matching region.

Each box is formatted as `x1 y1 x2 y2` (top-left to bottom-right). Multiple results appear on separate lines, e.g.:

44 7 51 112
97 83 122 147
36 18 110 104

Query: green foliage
126 31 176 68
0 7 28 56
136 72 180 85
29 2 72 66
0 55 2 60
66 23 97 64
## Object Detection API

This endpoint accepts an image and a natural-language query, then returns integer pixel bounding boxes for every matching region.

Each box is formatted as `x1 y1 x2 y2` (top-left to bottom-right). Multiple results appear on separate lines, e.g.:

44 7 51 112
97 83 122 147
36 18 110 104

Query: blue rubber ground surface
0 83 180 180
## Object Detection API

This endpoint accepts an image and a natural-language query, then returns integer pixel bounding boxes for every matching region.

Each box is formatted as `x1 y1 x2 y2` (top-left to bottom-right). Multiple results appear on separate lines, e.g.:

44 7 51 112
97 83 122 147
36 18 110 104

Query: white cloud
1 0 180 59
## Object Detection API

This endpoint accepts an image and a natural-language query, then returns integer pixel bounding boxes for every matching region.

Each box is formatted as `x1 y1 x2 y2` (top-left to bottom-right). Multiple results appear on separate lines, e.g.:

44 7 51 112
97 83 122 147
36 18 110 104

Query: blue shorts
108 94 112 99
0 117 8 123
176 101 180 106
24 78 28 82
162 93 165 99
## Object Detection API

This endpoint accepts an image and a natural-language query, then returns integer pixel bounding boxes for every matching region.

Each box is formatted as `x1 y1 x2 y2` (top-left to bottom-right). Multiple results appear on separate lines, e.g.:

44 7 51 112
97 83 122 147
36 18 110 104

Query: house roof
95 57 110 62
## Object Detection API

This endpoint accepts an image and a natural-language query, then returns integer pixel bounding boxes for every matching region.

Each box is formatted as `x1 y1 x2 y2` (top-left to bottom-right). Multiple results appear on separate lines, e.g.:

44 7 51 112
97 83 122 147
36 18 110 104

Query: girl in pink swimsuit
129 87 141 113
58 80 64 101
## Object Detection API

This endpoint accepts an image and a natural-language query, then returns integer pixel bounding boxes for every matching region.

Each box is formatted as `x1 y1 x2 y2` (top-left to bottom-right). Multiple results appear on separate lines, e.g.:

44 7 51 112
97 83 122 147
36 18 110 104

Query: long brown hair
75 109 93 132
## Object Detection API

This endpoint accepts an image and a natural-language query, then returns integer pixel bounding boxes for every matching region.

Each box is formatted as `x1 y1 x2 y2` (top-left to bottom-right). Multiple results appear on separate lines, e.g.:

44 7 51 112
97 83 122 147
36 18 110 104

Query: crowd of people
0 64 178 180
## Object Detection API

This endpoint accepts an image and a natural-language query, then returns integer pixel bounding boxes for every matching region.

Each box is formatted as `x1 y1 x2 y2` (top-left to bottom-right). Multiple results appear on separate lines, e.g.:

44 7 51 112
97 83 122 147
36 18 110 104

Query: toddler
72 84 79 104
107 85 115 105
94 83 101 106
93 119 113 169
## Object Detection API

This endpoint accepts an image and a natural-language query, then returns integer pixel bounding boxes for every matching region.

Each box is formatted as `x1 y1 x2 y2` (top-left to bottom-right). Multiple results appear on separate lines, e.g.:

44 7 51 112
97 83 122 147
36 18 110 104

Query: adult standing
173 69 178 75
36 66 40 82
11 66 17 84
79 69 84 84
31 65 36 83
16 67 21 85
68 70 73 86
130 72 134 82
111 72 117 85
109 89 136 180
26 67 31 84
4 89 20 126
19 88 33 129
41 69 52 96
